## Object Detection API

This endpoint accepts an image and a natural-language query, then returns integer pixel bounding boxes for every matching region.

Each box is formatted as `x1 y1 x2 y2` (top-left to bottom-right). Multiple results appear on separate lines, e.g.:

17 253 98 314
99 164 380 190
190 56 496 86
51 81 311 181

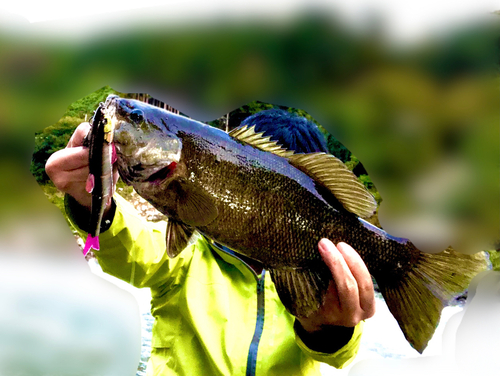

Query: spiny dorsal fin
289 153 377 218
229 125 377 217
229 125 295 158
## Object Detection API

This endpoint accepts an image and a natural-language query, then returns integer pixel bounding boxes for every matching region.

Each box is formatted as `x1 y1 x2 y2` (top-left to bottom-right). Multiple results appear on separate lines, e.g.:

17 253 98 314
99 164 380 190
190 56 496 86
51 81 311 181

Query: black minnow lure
100 95 487 353
82 103 116 256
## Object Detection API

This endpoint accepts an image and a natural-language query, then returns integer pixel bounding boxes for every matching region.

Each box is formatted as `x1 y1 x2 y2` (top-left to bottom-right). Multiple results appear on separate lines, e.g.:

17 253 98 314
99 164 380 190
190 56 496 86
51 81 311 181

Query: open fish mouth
119 161 178 184
146 162 178 184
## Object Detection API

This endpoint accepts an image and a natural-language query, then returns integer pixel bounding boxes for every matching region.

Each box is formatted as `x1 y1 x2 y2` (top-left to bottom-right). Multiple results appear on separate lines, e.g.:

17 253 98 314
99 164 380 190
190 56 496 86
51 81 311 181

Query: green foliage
30 116 81 183
41 183 66 212
358 174 382 205
487 250 500 271
64 85 123 119
325 133 351 163
30 86 122 184
344 154 359 170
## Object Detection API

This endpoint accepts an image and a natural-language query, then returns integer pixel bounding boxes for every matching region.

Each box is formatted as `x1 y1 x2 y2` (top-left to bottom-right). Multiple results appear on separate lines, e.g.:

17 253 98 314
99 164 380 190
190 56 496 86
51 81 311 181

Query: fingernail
318 238 333 253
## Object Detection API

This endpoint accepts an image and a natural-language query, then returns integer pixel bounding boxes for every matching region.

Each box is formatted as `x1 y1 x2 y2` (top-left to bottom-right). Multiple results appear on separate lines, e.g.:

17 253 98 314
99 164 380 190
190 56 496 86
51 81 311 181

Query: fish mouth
101 94 182 185
146 162 178 185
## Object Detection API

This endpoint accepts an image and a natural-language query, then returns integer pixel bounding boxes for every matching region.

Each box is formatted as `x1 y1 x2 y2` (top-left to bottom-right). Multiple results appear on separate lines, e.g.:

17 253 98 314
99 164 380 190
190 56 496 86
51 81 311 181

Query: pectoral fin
85 174 95 193
171 180 218 227
165 219 195 258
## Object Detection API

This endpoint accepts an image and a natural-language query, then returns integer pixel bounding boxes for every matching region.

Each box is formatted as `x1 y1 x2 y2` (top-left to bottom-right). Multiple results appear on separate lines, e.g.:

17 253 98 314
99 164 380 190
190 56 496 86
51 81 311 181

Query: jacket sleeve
66 193 191 289
294 320 364 369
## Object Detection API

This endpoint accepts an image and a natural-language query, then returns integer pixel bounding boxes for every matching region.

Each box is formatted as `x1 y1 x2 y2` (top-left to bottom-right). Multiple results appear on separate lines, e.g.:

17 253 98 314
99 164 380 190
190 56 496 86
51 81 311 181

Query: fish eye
129 109 144 124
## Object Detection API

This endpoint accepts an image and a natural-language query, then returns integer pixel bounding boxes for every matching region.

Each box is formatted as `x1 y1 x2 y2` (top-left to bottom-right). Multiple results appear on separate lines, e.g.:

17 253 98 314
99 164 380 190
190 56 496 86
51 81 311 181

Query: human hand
297 239 376 334
45 122 119 211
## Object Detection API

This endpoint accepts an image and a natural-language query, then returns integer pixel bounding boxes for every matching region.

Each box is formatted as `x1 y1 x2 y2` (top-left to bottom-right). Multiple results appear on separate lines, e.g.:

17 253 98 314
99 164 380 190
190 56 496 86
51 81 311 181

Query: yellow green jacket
68 194 363 376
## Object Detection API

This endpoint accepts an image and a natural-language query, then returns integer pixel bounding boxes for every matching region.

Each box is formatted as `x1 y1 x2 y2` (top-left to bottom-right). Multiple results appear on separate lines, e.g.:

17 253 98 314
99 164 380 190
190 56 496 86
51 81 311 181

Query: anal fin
269 265 331 318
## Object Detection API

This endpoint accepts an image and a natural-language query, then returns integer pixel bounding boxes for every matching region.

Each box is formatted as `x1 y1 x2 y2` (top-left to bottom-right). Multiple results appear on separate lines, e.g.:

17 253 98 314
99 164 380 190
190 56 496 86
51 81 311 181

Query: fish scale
99 95 487 354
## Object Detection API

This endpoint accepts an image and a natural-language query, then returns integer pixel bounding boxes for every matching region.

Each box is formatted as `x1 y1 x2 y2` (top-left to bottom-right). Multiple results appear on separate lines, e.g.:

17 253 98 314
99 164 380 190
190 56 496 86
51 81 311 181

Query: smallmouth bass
98 95 487 353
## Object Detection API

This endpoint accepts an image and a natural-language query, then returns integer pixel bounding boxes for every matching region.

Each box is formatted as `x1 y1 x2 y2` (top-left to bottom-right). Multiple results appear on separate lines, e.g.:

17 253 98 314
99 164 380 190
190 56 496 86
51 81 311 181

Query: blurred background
1 1 498 254
0 2 499 375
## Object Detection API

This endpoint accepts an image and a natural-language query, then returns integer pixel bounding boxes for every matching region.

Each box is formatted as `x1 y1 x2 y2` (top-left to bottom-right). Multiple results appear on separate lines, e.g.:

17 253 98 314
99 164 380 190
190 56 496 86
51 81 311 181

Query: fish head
102 95 182 186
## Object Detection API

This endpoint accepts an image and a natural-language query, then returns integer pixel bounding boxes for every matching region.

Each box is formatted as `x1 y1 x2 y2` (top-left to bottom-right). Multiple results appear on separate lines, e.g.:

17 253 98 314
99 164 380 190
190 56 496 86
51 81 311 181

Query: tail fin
83 234 100 256
377 246 487 353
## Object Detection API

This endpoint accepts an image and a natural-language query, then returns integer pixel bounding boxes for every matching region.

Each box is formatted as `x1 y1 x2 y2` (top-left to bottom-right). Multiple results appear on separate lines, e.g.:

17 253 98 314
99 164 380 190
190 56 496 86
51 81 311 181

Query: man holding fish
46 107 375 375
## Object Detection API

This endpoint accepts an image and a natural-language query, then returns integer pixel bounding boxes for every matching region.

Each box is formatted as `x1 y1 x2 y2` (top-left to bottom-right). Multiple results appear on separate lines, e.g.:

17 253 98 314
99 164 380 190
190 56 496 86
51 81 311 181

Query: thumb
67 122 91 148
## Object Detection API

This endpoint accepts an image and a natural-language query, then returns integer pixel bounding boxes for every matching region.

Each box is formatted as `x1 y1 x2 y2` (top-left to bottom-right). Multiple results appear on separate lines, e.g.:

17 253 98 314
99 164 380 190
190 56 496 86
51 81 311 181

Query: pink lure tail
85 174 95 193
83 234 100 256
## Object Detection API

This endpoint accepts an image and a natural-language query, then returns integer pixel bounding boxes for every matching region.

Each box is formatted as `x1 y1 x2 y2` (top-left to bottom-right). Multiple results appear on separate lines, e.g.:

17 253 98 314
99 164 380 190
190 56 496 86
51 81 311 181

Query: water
137 312 153 376
87 258 154 376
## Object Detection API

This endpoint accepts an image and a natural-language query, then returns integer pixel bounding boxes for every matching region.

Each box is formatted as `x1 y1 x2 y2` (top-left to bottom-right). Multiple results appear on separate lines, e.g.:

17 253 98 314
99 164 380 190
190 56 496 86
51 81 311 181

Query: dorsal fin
229 124 377 218
229 125 294 158
288 153 377 218
289 153 377 218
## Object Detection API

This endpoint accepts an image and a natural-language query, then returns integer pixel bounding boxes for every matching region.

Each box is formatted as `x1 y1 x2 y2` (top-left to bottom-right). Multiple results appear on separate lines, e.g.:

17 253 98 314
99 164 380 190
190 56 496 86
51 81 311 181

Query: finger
45 147 89 194
67 122 91 148
48 147 89 172
336 242 376 318
59 164 90 184
318 239 360 316
48 163 89 193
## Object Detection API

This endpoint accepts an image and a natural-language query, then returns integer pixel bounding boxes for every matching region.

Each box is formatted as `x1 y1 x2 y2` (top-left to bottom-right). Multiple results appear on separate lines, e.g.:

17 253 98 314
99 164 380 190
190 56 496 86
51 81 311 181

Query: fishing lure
82 104 116 256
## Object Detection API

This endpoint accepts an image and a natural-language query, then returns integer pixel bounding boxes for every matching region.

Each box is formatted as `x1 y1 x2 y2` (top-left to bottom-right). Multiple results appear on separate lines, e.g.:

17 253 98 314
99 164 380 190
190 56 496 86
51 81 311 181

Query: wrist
295 319 355 354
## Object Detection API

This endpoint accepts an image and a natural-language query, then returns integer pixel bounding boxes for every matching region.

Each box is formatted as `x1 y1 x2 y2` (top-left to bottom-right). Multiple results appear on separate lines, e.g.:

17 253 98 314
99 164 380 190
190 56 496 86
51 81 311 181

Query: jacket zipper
246 269 266 376
206 239 267 376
